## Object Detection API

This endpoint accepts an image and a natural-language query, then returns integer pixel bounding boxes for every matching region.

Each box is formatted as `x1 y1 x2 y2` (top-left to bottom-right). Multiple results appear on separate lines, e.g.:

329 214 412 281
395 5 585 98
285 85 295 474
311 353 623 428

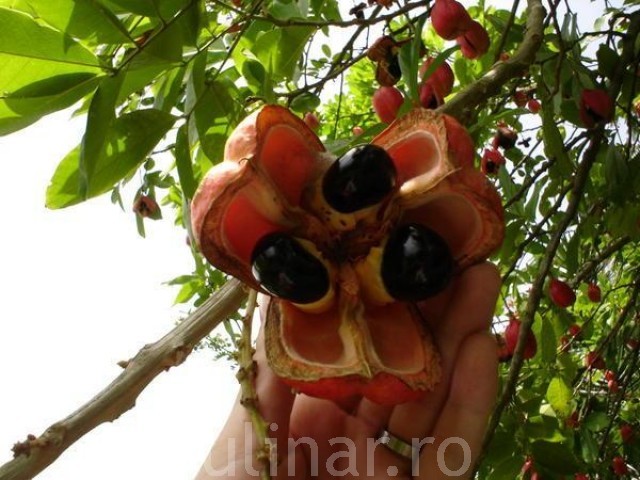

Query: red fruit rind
431 0 473 40
373 86 404 124
456 20 490 59
549 278 576 308
265 298 440 405
580 89 614 128
419 58 455 99
372 110 503 269
192 106 328 289
192 105 504 405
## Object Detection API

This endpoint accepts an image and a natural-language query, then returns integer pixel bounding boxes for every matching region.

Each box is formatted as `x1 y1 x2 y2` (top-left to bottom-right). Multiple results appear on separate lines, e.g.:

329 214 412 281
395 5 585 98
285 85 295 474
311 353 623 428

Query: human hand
196 262 501 480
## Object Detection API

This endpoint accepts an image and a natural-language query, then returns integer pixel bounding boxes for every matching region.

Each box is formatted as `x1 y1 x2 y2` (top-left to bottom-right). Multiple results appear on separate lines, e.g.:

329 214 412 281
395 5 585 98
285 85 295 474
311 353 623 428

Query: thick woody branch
440 0 545 120
0 279 247 480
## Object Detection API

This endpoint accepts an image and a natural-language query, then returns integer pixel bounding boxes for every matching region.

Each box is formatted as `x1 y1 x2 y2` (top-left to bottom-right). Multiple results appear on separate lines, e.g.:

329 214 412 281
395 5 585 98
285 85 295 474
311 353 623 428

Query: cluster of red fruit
512 89 541 113
371 54 456 124
498 279 604 362
481 124 518 175
430 0 489 59
370 0 490 125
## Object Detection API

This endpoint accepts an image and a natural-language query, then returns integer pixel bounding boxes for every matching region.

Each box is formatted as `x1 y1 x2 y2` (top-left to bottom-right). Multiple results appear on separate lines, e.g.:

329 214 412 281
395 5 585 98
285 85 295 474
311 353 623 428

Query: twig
235 290 272 480
0 279 247 480
571 236 631 286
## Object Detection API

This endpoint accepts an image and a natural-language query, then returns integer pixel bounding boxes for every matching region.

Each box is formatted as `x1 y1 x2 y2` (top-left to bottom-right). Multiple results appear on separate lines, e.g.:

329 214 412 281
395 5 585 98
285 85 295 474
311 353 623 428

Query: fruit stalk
236 289 273 480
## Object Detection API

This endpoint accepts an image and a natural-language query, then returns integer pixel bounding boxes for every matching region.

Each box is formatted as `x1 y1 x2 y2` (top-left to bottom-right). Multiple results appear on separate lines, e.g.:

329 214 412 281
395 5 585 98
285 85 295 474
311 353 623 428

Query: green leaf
0 7 103 134
175 124 196 200
0 72 100 135
23 0 132 44
583 411 610 432
541 102 572 177
0 7 101 72
546 377 573 417
46 109 176 209
539 315 557 364
596 44 618 80
579 427 599 464
128 21 184 69
254 26 314 81
79 75 124 198
102 0 190 20
487 456 523 480
289 92 321 114
153 66 186 112
531 440 580 474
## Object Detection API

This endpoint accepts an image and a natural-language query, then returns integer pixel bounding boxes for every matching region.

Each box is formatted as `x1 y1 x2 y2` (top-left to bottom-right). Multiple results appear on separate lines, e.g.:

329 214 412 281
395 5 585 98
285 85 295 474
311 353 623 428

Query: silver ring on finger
378 429 417 460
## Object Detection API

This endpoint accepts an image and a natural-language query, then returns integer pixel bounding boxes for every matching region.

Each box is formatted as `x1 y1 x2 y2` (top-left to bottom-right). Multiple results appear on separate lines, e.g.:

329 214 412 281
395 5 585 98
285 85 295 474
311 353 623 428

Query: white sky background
0 1 614 478
0 109 240 478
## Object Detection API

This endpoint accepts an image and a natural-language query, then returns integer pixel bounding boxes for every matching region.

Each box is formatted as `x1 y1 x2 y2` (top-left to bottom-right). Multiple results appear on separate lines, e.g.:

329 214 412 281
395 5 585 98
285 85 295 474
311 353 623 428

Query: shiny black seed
251 233 329 304
322 144 397 213
382 224 454 302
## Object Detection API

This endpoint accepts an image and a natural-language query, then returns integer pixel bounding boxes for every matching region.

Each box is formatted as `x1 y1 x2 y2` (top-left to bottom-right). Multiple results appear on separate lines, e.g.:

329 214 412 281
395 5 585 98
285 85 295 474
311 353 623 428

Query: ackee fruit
191 105 504 405
549 278 576 308
579 89 614 129
372 86 404 124
504 315 537 359
430 0 472 40
587 282 601 302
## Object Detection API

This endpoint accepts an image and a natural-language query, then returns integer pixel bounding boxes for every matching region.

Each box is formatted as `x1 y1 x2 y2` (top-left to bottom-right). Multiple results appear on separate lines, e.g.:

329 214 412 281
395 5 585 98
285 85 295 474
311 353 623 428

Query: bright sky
0 109 239 478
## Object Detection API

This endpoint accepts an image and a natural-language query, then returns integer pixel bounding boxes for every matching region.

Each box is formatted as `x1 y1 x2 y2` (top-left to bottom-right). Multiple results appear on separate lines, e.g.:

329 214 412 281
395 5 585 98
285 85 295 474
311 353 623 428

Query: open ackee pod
191 105 504 406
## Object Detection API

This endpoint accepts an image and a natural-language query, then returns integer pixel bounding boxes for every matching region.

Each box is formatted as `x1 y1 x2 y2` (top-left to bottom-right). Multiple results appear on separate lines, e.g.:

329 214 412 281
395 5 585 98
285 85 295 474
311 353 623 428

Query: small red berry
513 90 529 107
579 89 614 129
372 86 404 124
575 474 589 480
620 424 634 443
626 338 639 350
587 282 601 302
549 278 576 308
566 410 580 429
604 370 616 382
559 334 571 352
568 323 582 337
527 98 541 113
608 379 619 393
612 456 628 476
352 126 364 136
585 351 605 370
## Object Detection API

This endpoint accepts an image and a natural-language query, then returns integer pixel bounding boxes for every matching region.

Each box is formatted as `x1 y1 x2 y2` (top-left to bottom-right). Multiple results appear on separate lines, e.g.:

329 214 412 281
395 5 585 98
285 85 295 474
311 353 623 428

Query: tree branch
0 279 247 480
440 0 546 120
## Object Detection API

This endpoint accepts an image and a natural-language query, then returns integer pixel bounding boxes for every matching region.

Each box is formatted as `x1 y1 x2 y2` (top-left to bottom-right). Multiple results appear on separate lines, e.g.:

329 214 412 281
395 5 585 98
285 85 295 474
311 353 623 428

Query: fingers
382 262 500 443
417 332 498 480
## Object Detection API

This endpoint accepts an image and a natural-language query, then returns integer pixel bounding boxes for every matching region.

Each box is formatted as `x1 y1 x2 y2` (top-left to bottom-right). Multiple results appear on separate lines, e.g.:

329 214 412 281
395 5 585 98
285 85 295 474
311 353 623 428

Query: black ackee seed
251 233 329 304
382 224 454 302
322 144 397 213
